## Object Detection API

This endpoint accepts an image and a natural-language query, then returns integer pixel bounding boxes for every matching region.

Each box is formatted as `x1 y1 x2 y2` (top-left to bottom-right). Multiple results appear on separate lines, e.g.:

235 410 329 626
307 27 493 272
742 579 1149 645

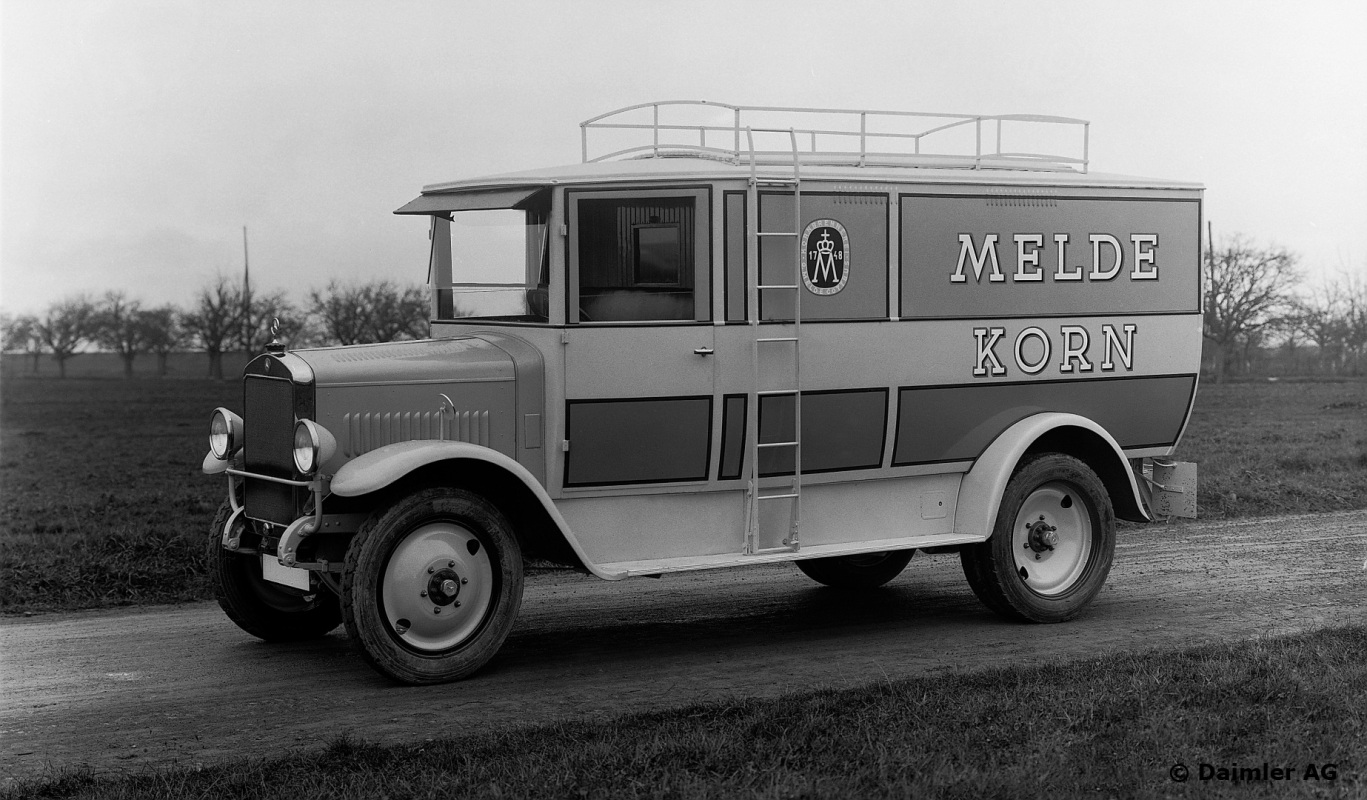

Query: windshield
432 200 550 322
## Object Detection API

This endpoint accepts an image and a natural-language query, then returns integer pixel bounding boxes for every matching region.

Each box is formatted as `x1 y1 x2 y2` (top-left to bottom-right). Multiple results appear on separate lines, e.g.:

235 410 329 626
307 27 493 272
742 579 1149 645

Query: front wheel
210 499 342 642
796 550 914 589
342 488 524 685
960 454 1115 622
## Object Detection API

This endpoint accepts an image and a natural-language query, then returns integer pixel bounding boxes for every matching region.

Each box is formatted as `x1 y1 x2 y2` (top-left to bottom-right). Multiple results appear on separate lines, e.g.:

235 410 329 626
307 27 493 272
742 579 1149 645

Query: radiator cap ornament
266 317 286 354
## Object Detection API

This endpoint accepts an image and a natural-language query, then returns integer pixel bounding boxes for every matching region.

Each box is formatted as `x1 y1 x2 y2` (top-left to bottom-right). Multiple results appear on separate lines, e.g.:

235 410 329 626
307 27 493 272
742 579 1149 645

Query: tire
342 488 524 685
960 453 1115 623
210 499 343 642
795 550 914 589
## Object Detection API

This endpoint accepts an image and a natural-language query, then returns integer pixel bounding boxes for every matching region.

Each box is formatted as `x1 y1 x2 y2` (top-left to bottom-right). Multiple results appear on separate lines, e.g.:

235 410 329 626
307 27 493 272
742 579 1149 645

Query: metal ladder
744 128 803 555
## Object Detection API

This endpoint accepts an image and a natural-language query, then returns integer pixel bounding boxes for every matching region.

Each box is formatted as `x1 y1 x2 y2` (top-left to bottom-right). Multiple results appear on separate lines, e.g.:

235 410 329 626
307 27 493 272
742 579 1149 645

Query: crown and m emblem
802 219 850 296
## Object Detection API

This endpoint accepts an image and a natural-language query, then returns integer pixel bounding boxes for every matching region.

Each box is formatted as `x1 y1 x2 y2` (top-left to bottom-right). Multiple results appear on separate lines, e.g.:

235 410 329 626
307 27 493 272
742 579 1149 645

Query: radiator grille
243 375 300 525
343 410 489 456
244 377 295 475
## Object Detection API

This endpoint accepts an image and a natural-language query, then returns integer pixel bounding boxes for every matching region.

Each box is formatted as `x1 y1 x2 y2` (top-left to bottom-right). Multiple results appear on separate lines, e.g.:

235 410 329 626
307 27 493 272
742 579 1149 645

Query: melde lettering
950 232 1160 283
973 324 1136 377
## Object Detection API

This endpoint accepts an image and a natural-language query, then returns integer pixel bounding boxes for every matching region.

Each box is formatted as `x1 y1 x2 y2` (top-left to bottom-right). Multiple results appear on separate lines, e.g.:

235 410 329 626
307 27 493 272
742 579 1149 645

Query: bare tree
1341 270 1367 376
1294 282 1349 375
92 292 151 378
364 282 428 343
239 289 310 353
35 296 97 378
309 281 368 346
1 313 45 373
1203 232 1300 381
308 280 428 346
1292 269 1367 376
183 275 243 380
141 305 187 377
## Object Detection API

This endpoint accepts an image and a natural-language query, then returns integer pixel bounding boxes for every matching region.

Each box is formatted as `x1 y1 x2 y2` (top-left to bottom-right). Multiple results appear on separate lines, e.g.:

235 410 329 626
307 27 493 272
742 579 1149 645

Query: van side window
577 197 696 322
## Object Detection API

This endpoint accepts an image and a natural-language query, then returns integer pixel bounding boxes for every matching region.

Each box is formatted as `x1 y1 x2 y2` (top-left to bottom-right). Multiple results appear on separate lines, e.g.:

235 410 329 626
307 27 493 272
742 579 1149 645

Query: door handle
693 347 715 356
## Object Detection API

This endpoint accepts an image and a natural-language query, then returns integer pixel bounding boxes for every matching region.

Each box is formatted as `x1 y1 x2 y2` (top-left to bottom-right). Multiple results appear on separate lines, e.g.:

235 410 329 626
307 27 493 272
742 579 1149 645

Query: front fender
953 412 1148 539
331 440 499 497
203 451 230 475
203 450 244 475
330 441 620 580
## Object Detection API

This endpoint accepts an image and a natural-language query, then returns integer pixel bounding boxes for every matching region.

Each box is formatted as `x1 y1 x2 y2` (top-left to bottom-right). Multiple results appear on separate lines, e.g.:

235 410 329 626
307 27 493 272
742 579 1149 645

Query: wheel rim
380 521 496 653
1011 481 1092 597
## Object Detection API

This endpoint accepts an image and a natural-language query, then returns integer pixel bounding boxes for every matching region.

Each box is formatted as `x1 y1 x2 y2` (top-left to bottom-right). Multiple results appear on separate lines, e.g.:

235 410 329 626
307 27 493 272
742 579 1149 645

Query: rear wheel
210 499 342 642
342 488 523 685
960 454 1115 622
796 550 914 589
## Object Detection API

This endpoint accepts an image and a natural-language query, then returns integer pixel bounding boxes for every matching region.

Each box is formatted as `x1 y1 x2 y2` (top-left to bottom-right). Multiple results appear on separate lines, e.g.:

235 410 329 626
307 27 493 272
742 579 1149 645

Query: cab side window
575 194 706 322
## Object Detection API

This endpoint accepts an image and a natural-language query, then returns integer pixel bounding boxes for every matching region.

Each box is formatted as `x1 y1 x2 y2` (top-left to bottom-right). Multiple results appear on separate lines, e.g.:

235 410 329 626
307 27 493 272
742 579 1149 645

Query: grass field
0 378 237 611
5 624 1362 799
1 374 1364 612
1176 380 1367 518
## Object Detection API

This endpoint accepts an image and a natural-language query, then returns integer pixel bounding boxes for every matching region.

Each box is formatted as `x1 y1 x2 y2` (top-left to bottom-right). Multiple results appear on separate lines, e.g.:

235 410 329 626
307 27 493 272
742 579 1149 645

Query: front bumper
208 457 329 568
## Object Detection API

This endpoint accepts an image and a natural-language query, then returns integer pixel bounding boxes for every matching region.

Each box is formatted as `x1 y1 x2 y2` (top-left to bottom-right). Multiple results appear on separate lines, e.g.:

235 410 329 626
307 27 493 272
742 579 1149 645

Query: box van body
204 103 1201 684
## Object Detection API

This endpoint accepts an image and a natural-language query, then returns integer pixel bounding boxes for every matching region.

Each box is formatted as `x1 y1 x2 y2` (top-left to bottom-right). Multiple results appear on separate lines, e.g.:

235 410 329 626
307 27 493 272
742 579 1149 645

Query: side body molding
953 412 1149 539
329 440 621 581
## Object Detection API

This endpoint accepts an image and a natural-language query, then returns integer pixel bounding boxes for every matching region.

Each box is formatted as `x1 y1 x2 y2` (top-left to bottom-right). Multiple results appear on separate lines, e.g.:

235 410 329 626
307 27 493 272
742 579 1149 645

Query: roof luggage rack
581 100 1090 173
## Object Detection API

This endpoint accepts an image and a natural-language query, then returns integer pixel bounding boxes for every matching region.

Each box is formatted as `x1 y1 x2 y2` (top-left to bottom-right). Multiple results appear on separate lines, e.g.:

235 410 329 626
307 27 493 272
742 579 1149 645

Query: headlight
209 408 244 460
292 419 337 475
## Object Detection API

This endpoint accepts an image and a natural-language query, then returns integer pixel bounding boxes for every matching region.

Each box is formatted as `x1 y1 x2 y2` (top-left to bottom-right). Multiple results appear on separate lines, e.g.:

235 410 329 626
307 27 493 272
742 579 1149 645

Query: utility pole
1207 220 1215 270
1206 220 1224 381
242 226 251 353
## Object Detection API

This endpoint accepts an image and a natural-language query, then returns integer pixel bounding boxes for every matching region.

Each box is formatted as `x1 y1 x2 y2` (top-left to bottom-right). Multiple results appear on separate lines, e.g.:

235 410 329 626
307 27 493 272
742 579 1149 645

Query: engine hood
292 336 515 387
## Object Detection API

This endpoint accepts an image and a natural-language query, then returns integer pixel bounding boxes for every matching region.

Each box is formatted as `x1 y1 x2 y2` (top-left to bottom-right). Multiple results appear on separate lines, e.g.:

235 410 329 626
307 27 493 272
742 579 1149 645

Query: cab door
560 187 717 490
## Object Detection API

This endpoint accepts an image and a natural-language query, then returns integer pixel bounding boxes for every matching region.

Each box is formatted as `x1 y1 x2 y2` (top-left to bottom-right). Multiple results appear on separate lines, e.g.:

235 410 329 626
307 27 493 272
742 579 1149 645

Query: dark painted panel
724 193 747 323
718 394 746 480
759 389 888 476
759 194 888 321
893 375 1196 465
900 195 1200 319
566 397 712 486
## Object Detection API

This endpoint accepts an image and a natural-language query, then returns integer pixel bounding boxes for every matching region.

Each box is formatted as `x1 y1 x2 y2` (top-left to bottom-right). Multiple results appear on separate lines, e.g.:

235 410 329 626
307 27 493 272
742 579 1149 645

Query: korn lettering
972 323 1137 377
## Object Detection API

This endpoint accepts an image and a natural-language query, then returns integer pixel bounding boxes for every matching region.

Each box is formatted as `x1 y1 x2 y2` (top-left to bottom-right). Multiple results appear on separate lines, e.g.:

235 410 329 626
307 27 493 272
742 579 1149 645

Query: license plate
261 554 312 590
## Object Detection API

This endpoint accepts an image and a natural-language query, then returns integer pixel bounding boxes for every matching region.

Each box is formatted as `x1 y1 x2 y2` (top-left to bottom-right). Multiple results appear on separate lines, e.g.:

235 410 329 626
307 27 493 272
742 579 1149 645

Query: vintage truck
203 101 1200 684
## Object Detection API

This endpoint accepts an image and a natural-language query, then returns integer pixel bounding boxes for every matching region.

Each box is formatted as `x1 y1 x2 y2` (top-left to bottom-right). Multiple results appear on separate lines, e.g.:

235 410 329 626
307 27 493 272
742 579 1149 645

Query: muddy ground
2 510 1364 783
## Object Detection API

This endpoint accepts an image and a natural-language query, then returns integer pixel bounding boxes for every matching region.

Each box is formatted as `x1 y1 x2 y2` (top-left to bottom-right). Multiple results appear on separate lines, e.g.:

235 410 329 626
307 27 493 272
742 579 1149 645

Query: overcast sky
2 0 1364 316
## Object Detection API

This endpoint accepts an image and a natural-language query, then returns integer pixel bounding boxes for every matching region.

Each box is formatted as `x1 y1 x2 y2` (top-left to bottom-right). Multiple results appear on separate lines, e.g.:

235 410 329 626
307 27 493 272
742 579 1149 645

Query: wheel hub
426 567 463 606
1024 517 1059 553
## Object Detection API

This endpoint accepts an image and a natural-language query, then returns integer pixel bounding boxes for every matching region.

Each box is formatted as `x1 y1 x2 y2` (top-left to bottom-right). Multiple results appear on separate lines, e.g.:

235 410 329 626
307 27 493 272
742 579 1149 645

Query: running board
595 533 987 579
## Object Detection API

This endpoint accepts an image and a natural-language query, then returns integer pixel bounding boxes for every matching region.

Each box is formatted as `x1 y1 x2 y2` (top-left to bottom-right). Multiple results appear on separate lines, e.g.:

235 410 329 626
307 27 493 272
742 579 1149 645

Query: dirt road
3 510 1364 783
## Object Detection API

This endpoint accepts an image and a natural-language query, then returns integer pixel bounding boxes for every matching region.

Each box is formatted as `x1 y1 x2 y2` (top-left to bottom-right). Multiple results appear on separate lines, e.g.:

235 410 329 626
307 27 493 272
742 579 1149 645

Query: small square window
633 224 681 285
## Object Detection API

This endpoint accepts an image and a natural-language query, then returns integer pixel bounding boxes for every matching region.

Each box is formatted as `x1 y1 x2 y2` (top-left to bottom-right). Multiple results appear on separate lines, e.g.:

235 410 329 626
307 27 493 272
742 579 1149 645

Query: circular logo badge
802 219 849 296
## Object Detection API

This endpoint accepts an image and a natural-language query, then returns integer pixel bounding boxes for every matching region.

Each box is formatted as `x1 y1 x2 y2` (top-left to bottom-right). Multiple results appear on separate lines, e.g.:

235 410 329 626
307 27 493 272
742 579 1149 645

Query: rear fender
330 441 616 580
953 412 1148 539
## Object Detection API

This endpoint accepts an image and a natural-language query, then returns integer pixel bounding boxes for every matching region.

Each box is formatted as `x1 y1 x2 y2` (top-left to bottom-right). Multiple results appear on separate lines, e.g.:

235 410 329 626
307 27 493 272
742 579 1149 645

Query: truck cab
204 102 1201 684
